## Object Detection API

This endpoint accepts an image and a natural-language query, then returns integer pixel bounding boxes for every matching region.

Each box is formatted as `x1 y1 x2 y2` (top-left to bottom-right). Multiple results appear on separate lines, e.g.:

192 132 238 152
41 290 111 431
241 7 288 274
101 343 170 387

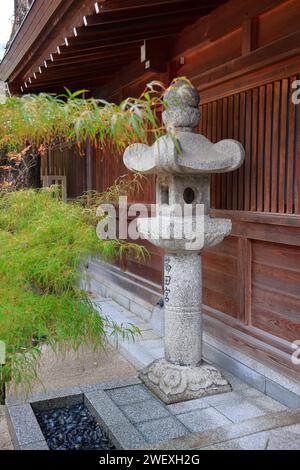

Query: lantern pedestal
123 79 245 403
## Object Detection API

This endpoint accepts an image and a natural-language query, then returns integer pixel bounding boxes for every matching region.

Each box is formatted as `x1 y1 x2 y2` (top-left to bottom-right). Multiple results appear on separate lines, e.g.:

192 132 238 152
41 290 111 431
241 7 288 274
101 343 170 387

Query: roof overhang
0 0 228 95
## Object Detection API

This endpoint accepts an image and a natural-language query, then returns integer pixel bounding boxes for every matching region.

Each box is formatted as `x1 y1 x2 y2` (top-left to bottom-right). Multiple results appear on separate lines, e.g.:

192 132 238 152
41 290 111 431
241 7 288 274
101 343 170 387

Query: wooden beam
191 31 300 100
241 16 258 55
84 0 215 27
67 12 200 48
172 0 286 58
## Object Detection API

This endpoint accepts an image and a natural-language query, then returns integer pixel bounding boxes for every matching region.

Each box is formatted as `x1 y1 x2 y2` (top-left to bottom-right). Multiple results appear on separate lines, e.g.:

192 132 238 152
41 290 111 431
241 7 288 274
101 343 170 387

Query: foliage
0 187 144 393
0 82 166 153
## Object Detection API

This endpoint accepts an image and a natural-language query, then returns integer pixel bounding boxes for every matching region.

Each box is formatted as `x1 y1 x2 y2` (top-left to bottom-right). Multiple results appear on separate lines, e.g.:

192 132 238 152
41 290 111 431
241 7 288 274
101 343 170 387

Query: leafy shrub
0 187 143 394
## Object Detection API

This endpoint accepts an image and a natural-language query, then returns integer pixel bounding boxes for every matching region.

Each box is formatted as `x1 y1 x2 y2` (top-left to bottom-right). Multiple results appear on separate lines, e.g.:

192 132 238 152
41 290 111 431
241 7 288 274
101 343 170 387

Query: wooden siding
41 144 87 199
201 76 300 214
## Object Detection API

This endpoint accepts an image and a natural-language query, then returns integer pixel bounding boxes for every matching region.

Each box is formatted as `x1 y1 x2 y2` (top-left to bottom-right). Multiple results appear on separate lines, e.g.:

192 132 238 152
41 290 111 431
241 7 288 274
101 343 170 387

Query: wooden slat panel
295 74 300 214
226 95 234 209
209 73 300 215
264 82 273 212
250 88 259 211
221 96 228 209
244 89 252 211
257 85 265 212
232 93 240 210
216 99 223 208
251 240 300 341
238 91 246 211
271 81 281 213
287 76 297 214
203 236 239 318
278 78 289 213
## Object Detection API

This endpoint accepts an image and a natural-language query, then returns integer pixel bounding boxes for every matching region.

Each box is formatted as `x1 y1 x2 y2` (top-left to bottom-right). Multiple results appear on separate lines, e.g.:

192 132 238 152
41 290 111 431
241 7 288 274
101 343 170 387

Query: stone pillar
164 253 202 367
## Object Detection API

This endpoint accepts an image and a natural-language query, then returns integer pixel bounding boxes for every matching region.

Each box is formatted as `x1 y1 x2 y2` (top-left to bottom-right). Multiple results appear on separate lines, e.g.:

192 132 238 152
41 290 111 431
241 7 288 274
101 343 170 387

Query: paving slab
137 416 189 444
177 407 231 433
107 384 153 406
121 399 170 424
149 409 300 450
167 397 210 415
212 398 267 423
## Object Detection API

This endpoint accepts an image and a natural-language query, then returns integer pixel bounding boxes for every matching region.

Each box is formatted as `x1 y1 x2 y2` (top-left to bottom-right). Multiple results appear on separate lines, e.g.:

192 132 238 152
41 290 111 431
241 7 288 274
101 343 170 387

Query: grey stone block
80 377 141 394
130 300 152 322
90 279 103 295
29 387 83 412
150 409 300 450
250 394 287 413
6 404 45 449
108 422 147 450
202 440 243 450
107 384 152 406
167 397 210 415
119 341 156 370
111 291 130 310
137 416 189 444
84 390 129 428
150 306 164 336
20 440 49 450
266 379 300 409
212 398 267 423
121 399 170 424
219 369 249 391
122 316 151 332
204 343 266 393
177 407 231 433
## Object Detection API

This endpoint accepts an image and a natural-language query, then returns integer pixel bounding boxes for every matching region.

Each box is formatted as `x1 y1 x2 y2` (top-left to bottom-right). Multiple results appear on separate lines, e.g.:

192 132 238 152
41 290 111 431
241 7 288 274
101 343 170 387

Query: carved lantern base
140 359 231 404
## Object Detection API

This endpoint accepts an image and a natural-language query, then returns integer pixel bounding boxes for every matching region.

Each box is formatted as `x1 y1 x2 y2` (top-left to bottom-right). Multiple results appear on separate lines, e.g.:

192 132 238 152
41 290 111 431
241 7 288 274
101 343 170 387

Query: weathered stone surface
140 359 231 404
107 384 153 406
121 399 169 423
123 79 244 404
164 253 202 366
137 416 189 444
177 407 231 433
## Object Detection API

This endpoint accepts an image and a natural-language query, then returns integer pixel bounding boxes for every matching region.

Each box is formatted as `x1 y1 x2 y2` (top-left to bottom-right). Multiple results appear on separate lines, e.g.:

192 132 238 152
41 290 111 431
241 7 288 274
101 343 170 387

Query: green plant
0 187 145 396
0 83 166 153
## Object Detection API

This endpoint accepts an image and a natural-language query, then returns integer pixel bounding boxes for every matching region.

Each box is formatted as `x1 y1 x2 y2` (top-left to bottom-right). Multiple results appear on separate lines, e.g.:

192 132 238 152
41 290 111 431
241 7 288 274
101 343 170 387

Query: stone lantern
123 79 245 404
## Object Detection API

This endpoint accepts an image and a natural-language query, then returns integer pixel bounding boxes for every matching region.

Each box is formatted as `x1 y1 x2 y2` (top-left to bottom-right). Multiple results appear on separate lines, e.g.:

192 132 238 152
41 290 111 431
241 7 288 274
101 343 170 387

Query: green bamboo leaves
0 82 166 152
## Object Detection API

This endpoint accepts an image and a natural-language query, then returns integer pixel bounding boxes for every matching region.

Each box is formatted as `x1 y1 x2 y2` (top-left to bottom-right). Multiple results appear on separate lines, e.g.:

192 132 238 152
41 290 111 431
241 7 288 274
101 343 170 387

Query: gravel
35 403 115 450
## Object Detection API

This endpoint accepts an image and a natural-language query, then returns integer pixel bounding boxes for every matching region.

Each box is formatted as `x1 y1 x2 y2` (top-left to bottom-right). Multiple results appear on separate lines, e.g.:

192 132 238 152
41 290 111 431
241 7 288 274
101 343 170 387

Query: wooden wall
40 0 300 380
41 143 87 199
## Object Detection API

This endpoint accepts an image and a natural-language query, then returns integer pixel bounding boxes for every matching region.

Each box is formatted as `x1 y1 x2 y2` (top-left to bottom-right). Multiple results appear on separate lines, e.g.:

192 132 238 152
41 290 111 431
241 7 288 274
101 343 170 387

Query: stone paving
6 374 300 450
3 294 300 450
89 295 300 449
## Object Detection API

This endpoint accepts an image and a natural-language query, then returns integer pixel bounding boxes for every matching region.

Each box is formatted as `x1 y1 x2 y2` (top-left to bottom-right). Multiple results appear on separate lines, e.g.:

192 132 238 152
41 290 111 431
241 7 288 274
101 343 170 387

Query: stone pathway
90 296 300 450
2 295 300 450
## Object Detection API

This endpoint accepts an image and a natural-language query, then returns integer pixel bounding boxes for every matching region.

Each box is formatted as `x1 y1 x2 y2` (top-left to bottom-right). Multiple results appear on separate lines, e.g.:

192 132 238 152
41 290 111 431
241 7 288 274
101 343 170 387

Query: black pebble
35 403 115 451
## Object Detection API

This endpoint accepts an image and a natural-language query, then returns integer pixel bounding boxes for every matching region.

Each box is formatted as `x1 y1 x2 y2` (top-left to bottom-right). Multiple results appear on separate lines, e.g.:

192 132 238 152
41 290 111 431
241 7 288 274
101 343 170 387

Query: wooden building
1 0 300 389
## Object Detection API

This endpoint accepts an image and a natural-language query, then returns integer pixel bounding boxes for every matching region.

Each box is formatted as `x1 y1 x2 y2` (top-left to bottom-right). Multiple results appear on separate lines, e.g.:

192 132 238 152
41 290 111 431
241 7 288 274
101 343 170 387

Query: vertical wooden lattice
200 74 300 214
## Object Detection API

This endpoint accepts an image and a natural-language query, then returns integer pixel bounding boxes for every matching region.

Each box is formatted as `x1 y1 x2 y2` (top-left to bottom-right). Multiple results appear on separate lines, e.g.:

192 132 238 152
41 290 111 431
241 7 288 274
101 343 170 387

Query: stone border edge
6 376 147 450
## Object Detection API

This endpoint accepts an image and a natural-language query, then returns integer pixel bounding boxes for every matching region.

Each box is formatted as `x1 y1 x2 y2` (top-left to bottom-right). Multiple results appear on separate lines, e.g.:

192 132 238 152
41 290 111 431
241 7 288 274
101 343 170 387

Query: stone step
146 408 300 450
86 265 164 336
92 298 164 370
87 274 300 410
